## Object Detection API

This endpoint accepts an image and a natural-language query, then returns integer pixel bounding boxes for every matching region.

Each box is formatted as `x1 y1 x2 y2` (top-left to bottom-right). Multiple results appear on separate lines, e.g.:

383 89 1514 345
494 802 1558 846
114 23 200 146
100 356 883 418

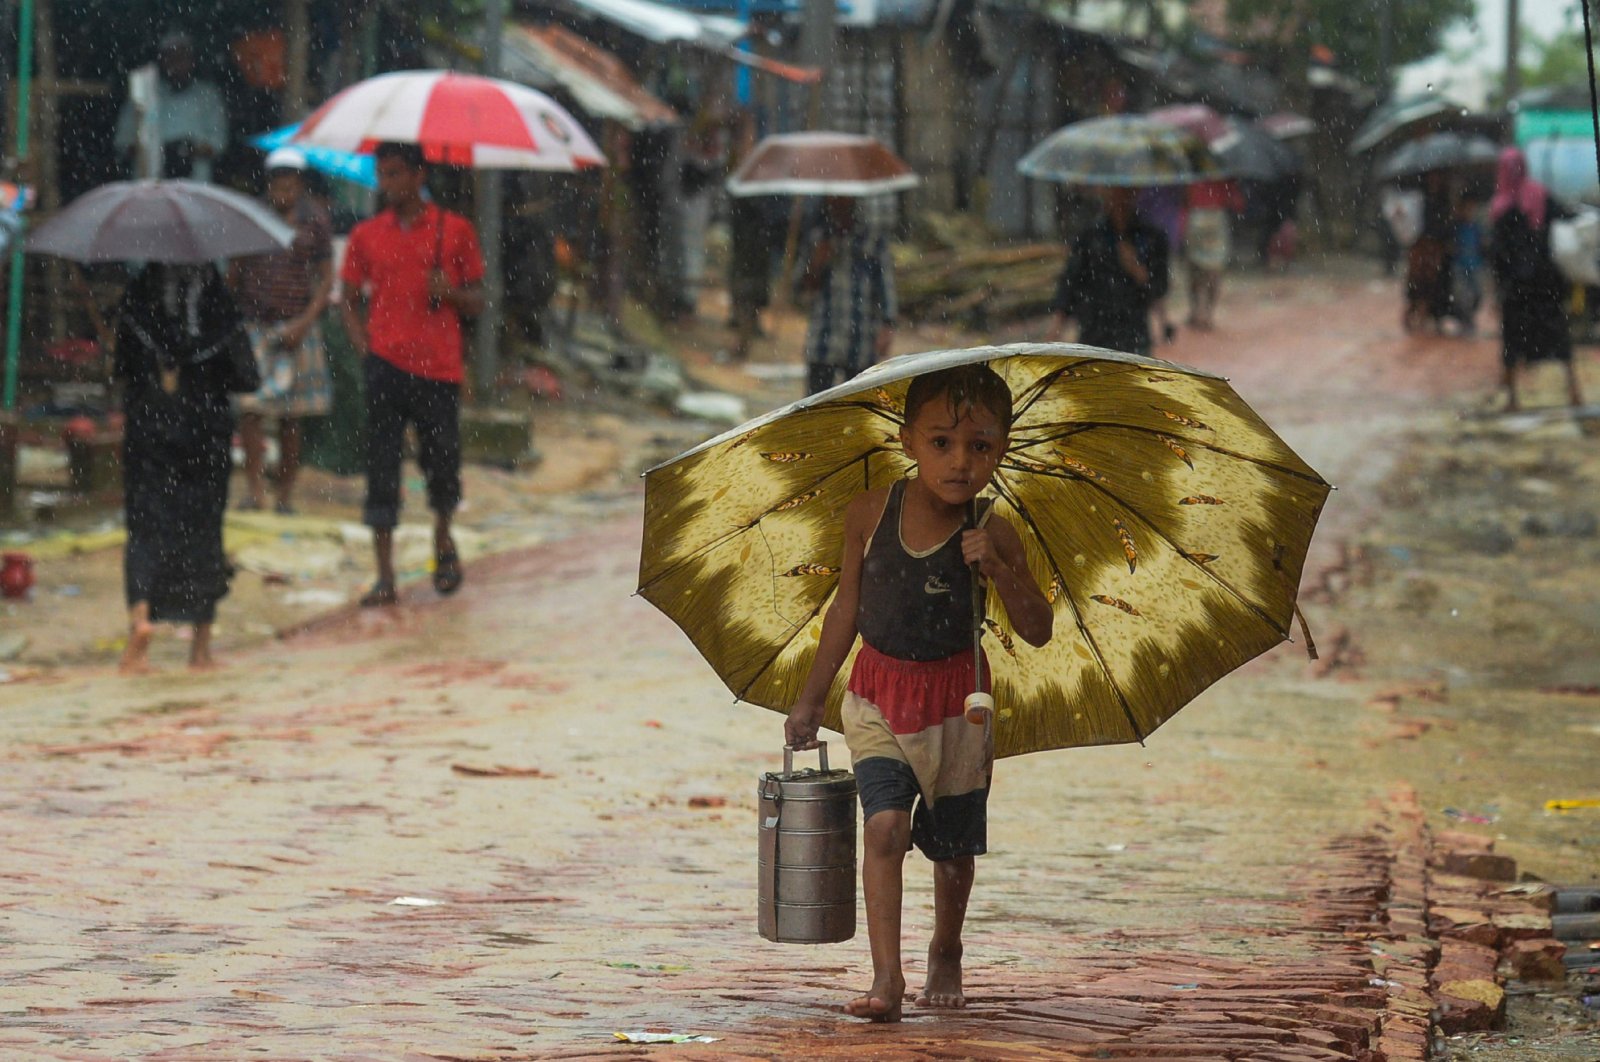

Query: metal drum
758 743 857 944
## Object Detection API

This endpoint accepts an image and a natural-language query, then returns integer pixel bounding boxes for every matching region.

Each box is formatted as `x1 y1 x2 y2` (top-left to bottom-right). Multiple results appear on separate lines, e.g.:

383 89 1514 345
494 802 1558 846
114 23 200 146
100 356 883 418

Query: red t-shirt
342 204 485 382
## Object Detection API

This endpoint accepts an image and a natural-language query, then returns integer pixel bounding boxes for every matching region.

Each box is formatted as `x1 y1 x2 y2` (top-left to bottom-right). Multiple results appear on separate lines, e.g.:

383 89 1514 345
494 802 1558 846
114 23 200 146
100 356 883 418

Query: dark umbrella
27 180 295 263
1213 118 1302 181
1376 132 1500 182
1348 94 1498 155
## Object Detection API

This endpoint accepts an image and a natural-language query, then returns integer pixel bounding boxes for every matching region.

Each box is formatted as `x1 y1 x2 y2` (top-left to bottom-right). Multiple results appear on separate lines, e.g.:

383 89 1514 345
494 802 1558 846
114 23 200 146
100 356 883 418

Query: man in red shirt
340 142 485 606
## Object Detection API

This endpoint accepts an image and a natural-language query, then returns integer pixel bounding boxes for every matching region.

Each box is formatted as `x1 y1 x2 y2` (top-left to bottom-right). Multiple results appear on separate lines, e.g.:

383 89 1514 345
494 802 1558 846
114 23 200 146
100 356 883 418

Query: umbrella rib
636 445 895 598
989 471 1148 743
1012 421 1327 486
999 459 1291 638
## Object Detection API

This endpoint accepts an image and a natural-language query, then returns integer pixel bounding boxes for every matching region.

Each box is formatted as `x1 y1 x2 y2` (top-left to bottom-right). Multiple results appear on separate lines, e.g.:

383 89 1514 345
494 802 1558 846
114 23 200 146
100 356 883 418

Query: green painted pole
3 0 36 410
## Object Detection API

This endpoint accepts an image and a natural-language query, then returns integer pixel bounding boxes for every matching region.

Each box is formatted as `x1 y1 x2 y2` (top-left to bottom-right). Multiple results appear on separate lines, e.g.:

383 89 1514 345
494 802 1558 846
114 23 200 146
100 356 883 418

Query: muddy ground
1 258 1597 1059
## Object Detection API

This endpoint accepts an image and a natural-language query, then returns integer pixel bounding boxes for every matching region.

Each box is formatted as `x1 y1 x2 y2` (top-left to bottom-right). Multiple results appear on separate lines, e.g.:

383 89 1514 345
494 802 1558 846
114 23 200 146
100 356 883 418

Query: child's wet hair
903 364 1013 433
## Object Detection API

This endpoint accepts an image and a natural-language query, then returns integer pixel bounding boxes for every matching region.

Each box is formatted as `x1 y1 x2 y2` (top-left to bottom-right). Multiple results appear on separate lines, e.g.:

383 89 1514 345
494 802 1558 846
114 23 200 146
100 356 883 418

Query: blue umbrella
251 123 376 188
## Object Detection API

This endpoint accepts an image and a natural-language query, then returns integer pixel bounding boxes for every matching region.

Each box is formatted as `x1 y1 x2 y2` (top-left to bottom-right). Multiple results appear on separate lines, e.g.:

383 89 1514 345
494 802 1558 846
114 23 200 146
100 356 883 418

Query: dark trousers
363 355 461 530
807 361 854 396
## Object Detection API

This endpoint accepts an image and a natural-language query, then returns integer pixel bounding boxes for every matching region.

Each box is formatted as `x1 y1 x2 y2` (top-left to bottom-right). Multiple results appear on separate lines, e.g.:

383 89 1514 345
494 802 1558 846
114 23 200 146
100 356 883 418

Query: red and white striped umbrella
293 70 604 171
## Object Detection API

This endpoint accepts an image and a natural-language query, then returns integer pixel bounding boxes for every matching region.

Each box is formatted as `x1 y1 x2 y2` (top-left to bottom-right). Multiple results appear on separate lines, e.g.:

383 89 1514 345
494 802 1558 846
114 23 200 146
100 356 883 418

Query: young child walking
785 364 1054 1022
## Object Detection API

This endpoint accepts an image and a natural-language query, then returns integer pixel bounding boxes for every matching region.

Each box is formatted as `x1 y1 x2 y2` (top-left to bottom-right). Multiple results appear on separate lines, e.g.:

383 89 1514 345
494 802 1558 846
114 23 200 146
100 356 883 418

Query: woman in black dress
1489 147 1581 412
114 263 257 672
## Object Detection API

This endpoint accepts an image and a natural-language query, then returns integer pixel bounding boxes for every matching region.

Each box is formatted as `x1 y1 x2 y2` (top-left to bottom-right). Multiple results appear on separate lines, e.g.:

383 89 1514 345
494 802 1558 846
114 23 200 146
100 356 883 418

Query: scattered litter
643 720 663 729
1368 977 1402 988
1170 983 1199 991
1442 807 1500 824
55 584 81 597
687 796 727 808
451 764 550 778
1104 843 1127 852
280 588 348 608
387 896 444 907
603 962 690 971
613 1032 719 1044
1545 799 1600 812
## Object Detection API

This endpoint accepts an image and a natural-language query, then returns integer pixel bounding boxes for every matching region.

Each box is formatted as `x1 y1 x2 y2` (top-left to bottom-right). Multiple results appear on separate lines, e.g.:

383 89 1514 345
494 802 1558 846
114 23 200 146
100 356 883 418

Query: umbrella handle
968 497 989 724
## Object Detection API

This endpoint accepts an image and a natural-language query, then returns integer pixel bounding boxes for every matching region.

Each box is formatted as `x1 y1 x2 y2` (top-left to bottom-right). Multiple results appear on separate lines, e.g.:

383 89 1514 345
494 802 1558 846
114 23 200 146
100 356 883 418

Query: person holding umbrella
340 142 485 607
797 196 898 395
114 263 260 672
785 365 1054 1021
26 176 293 671
1488 147 1582 411
1049 187 1170 355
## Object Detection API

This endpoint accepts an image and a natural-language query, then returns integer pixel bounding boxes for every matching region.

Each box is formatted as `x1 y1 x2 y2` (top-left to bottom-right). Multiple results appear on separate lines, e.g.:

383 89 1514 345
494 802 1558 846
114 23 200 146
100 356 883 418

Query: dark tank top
856 479 991 661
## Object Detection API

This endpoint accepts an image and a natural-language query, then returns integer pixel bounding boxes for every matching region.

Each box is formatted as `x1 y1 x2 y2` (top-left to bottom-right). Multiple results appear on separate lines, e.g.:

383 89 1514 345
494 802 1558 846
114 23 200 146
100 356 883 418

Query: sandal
360 580 398 608
432 547 464 596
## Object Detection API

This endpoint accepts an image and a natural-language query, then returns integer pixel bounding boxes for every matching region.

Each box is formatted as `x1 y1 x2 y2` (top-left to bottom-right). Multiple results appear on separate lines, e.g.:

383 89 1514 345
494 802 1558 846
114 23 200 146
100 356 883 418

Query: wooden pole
285 0 311 117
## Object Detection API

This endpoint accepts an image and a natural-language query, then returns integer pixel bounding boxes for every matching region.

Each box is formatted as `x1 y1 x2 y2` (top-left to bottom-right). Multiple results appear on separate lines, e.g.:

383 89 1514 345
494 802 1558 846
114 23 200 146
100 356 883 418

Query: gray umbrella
27 179 295 263
1376 133 1500 182
1213 119 1302 180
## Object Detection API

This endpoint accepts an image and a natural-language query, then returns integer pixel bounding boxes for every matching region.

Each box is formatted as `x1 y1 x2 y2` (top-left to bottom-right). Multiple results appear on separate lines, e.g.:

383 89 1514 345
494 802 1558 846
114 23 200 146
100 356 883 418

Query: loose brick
1435 979 1506 1034
1500 938 1567 982
1439 852 1517 881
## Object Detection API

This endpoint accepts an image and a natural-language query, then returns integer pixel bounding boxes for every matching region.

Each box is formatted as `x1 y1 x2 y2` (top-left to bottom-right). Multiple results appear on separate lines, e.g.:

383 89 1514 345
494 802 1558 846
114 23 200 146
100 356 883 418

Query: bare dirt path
3 266 1596 1059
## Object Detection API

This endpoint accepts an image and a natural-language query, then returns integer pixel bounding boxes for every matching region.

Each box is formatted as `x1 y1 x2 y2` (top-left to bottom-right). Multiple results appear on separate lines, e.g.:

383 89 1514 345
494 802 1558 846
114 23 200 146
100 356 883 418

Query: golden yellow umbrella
638 343 1329 758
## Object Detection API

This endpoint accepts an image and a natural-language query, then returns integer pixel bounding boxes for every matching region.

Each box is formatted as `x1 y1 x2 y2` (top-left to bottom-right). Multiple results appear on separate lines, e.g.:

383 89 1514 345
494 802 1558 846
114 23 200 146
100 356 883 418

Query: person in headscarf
1488 147 1581 411
114 263 258 672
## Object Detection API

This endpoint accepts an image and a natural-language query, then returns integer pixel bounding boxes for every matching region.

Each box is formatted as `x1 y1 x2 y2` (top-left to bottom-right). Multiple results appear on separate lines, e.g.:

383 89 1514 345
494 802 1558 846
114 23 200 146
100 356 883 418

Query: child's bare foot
188 650 218 671
917 943 965 1008
844 976 904 1022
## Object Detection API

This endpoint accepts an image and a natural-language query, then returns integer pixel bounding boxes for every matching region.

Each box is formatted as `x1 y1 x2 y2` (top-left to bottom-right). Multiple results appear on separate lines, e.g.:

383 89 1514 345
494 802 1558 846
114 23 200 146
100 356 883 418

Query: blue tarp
250 123 377 189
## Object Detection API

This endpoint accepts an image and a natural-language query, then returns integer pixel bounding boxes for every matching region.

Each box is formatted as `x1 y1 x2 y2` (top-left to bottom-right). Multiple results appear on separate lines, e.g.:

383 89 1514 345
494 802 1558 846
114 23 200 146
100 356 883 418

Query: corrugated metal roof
505 23 680 130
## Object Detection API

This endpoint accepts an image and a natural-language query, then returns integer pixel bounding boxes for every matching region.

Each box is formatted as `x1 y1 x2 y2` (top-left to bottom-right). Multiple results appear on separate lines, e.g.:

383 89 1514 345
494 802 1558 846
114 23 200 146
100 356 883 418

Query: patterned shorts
235 321 333 419
842 642 992 861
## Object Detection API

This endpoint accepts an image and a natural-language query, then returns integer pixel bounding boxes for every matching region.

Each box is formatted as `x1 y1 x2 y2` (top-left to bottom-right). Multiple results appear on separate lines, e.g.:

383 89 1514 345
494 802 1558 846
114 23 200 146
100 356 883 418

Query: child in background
1451 197 1485 336
785 364 1054 1022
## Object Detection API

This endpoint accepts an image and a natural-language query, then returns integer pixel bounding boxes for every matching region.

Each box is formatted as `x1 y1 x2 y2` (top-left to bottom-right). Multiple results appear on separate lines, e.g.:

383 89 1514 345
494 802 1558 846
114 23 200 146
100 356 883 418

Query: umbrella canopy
27 180 295 263
726 132 920 197
293 69 604 171
1349 94 1485 155
1212 118 1302 181
1147 103 1229 143
1147 108 1300 181
638 343 1330 759
1376 132 1500 182
1019 115 1214 187
252 123 376 188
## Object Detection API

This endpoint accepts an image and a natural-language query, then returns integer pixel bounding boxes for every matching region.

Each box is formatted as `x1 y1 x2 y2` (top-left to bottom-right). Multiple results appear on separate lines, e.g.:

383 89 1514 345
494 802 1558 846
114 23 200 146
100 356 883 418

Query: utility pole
475 0 506 401
1504 0 1521 106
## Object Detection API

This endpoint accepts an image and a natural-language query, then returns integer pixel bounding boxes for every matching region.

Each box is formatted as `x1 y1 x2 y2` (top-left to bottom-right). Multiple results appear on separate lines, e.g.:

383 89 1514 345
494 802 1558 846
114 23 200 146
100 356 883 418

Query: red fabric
416 78 540 152
847 642 984 737
1490 147 1547 231
1186 179 1243 212
342 205 484 382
